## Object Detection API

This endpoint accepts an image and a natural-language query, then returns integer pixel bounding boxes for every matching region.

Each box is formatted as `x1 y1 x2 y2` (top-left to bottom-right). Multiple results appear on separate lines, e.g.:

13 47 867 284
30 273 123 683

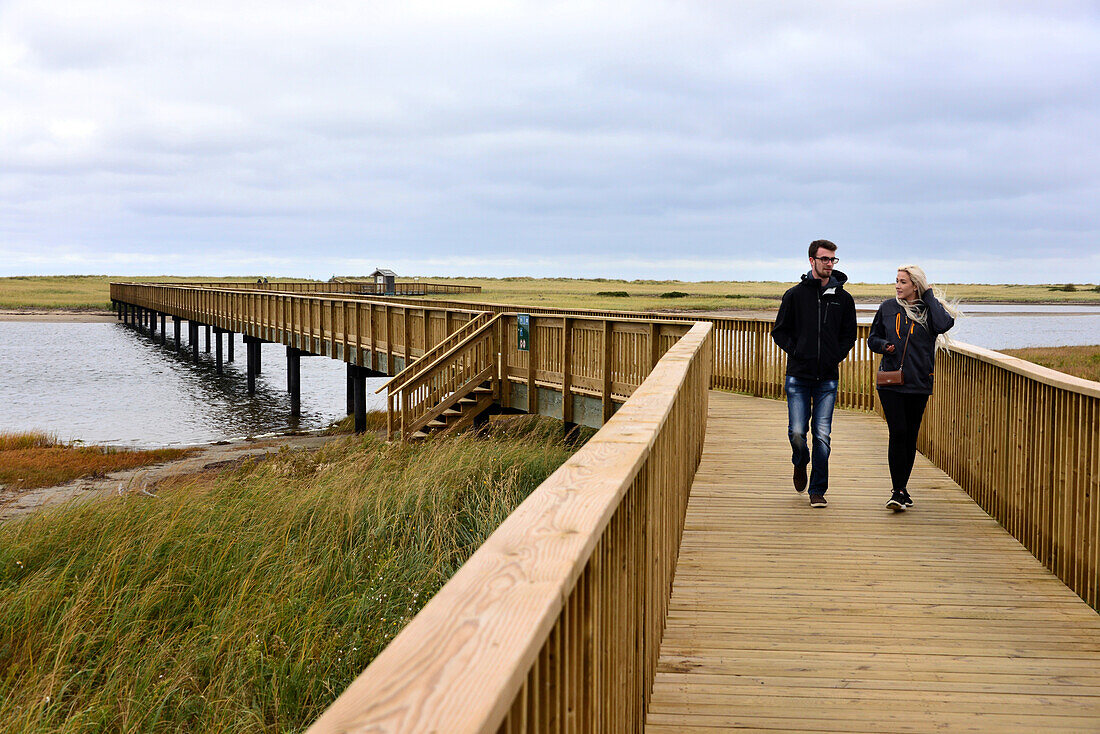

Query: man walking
771 240 857 507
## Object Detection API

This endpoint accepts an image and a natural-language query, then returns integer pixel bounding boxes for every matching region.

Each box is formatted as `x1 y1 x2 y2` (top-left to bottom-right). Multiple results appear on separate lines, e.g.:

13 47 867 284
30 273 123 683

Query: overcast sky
2 1 1098 283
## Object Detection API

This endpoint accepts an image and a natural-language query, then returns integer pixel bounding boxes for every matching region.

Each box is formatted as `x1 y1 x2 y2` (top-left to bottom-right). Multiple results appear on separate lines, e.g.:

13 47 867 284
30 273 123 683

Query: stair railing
388 314 503 441
377 311 492 397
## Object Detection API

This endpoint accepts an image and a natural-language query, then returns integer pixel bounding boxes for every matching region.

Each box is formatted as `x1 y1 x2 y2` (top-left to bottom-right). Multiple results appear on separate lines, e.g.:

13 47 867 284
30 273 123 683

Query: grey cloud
1 1 1097 280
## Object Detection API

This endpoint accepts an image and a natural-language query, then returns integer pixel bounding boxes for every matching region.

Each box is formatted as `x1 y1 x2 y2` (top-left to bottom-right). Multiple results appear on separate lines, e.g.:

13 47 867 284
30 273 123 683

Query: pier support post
352 365 367 433
190 322 199 363
346 363 355 415
215 329 224 374
173 317 181 350
150 311 157 338
227 332 234 363
205 324 211 353
287 347 301 416
160 313 166 344
245 336 258 395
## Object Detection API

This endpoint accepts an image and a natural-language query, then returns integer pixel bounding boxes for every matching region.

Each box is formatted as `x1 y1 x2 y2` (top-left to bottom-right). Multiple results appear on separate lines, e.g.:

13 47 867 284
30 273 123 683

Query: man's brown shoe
793 463 808 493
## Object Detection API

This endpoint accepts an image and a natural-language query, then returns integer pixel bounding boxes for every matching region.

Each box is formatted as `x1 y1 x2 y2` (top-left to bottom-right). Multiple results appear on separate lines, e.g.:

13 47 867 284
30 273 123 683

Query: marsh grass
4 275 1099 313
322 410 389 435
1002 345 1100 382
0 276 310 310
0 420 576 732
391 277 1100 312
0 432 194 490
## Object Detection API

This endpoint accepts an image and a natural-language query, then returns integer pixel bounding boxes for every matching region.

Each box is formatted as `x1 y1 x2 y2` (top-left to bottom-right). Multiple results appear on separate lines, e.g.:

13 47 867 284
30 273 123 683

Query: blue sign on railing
517 314 530 351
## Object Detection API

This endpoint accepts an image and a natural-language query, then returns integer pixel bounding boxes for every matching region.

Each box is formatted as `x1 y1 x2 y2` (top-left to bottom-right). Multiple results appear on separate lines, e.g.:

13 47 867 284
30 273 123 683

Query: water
855 303 1100 350
0 322 386 448
1 306 1096 447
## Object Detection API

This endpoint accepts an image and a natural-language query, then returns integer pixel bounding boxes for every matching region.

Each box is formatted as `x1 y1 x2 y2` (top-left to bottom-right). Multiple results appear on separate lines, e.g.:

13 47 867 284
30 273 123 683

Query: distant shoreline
0 309 116 323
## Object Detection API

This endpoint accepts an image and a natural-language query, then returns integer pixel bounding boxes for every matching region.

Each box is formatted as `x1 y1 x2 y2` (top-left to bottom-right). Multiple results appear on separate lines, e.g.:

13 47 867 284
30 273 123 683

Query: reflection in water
0 322 385 448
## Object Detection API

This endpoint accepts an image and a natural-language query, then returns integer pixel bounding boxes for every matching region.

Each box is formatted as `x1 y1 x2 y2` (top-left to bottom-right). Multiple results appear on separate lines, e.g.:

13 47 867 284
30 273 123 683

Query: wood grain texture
647 391 1100 733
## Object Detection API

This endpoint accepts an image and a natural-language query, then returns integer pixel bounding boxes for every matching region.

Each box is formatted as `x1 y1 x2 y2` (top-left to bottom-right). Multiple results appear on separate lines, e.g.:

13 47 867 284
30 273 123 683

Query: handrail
396 313 503 396
389 315 503 440
376 311 492 394
308 321 714 733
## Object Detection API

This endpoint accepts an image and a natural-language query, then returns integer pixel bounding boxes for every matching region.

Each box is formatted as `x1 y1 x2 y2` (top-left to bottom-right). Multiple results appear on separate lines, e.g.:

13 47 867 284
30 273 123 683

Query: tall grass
0 420 576 732
1002 345 1100 382
0 432 193 490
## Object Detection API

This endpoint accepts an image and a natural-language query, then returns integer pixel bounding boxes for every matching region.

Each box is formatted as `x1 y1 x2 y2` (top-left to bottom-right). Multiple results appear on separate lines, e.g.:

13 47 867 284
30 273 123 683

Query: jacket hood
800 269 848 290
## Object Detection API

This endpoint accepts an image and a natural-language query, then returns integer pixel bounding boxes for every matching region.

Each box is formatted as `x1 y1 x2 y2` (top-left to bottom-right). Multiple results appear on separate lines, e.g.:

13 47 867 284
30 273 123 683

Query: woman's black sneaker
901 489 914 507
886 491 906 511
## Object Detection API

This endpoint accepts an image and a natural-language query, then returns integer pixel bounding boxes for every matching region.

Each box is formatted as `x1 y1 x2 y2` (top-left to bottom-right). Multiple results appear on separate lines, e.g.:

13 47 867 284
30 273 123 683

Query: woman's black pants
877 389 929 491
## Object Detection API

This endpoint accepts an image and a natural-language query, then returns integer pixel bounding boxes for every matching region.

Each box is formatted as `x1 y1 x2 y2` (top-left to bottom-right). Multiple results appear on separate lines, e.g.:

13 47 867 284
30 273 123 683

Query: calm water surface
0 322 385 448
1 306 1096 447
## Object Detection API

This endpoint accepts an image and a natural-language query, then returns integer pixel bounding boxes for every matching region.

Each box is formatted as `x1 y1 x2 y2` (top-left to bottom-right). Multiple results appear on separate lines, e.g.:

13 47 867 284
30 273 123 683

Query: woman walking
868 265 959 511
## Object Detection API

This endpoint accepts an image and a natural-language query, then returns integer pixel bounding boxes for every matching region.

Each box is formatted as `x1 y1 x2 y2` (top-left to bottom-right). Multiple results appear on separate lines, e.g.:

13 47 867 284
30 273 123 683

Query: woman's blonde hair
896 264 962 351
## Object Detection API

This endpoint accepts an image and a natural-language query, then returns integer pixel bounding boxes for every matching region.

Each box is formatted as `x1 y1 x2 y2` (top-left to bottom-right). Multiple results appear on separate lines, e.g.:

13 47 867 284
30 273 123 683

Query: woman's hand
885 344 896 353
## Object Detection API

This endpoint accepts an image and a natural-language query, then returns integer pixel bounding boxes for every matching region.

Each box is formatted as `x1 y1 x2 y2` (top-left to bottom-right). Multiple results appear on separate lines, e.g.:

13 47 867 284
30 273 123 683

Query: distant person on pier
868 265 959 511
771 240 858 508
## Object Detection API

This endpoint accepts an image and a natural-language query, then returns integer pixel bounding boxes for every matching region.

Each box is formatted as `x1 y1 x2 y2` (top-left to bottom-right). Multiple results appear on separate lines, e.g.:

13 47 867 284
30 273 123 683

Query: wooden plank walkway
647 391 1100 733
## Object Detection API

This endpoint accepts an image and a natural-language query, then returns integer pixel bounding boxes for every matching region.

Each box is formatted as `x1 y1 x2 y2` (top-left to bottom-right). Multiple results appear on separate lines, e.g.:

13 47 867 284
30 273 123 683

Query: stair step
427 420 446 429
410 431 429 440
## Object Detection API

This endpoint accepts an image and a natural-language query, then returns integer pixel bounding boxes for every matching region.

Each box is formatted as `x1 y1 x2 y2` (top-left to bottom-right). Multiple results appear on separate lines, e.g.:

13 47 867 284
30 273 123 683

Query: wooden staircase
412 380 496 440
384 314 503 441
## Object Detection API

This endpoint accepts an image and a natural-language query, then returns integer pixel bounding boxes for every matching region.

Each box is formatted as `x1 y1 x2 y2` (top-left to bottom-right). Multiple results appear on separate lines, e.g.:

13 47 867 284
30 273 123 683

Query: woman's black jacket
771 270 857 381
867 291 955 395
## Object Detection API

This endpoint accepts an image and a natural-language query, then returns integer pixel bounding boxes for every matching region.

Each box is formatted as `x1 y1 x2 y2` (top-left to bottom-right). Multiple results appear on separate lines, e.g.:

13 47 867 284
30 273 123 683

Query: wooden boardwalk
647 391 1100 733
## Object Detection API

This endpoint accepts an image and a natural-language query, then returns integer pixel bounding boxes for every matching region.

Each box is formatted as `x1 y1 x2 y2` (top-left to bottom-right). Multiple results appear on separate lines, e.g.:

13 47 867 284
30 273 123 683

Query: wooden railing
390 314 502 440
161 280 481 295
341 280 484 295
378 312 493 397
308 322 713 733
919 343 1100 609
356 294 880 411
110 283 487 373
109 284 693 429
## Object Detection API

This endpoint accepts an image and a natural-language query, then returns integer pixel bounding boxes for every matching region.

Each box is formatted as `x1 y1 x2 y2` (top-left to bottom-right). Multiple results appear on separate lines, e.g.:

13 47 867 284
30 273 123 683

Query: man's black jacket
771 270 857 381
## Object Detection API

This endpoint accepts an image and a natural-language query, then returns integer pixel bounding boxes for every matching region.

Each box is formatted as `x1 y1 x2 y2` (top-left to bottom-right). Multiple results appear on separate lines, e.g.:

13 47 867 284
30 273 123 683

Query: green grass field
409 276 1100 312
0 276 307 310
3 275 1098 312
0 418 577 733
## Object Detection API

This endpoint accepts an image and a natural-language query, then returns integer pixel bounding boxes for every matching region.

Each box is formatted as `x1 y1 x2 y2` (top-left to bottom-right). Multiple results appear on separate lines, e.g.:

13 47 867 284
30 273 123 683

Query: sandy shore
0 433 341 522
0 309 117 323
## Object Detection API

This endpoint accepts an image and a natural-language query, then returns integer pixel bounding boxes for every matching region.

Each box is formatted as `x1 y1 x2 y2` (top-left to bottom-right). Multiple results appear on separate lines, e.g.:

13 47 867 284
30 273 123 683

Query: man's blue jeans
785 376 838 495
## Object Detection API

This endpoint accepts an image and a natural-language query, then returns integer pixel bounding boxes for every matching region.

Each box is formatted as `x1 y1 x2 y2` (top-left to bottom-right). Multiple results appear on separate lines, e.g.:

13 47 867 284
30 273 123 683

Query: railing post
562 316 574 426
753 322 765 397
403 307 411 372
602 319 614 422
527 315 538 416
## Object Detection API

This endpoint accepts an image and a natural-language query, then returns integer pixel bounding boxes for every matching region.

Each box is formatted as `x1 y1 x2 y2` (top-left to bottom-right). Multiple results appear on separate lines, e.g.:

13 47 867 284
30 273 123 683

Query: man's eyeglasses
813 256 839 264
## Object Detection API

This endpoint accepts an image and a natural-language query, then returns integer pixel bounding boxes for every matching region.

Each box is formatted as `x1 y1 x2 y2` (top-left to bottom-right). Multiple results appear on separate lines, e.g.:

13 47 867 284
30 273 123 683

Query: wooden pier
109 281 1099 732
648 392 1100 732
